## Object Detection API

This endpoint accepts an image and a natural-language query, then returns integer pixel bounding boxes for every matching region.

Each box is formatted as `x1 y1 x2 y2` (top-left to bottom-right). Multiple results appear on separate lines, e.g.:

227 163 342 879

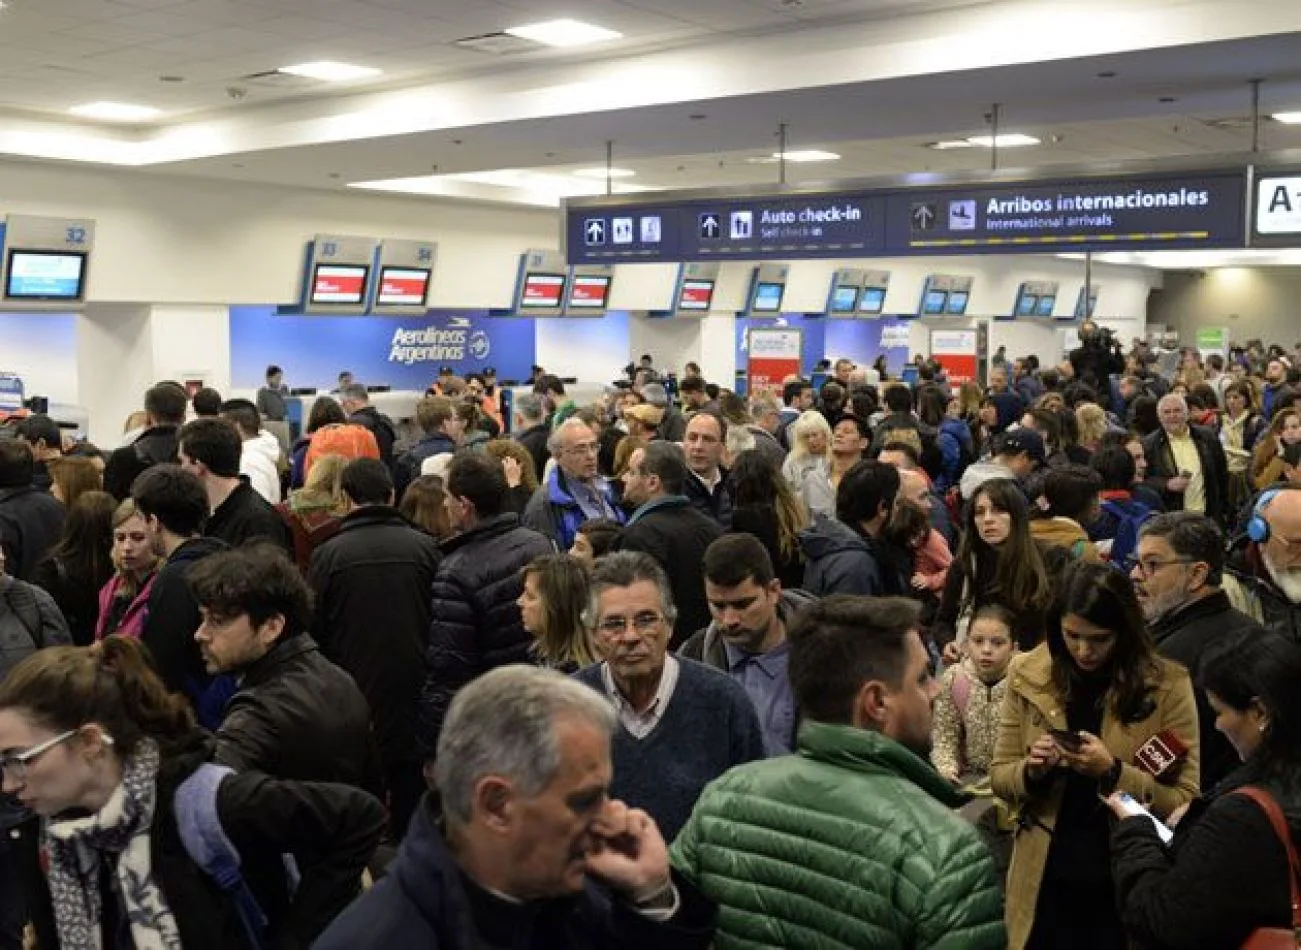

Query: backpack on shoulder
1100 499 1155 570
175 764 301 950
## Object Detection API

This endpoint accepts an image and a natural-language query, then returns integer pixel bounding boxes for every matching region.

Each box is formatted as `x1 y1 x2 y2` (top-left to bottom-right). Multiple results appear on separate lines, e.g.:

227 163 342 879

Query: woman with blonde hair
516 553 597 672
95 498 159 641
276 452 350 571
1074 402 1108 458
781 409 835 517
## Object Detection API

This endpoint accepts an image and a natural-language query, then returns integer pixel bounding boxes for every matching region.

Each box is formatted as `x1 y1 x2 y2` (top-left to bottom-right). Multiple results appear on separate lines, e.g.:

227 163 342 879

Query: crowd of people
0 323 1298 949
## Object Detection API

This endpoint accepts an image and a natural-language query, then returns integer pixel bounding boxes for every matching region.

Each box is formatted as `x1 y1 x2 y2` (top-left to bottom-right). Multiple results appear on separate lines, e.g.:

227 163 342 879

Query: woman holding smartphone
1107 630 1301 948
991 560 1200 950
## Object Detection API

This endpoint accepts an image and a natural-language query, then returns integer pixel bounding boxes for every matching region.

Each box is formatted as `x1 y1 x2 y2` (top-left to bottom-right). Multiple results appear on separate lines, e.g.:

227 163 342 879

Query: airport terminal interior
4 1 1301 947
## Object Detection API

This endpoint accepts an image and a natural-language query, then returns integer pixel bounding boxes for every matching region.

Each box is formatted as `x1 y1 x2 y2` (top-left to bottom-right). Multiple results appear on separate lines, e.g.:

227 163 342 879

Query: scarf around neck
43 737 182 950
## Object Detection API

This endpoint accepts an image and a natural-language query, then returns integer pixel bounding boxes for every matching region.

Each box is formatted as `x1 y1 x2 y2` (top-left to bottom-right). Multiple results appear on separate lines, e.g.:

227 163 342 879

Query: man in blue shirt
680 534 814 755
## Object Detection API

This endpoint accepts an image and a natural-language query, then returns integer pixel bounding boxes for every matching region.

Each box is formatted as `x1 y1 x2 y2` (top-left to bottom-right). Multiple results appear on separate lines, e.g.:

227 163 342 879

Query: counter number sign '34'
1257 176 1301 235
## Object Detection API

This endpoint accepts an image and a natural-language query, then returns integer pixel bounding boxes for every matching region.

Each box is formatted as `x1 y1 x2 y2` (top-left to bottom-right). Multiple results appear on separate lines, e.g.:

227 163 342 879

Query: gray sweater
573 657 765 841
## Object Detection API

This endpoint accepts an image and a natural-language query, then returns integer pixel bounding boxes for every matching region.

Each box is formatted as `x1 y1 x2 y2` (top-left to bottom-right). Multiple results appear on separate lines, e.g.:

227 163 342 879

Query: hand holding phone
1049 728 1084 753
1104 791 1175 844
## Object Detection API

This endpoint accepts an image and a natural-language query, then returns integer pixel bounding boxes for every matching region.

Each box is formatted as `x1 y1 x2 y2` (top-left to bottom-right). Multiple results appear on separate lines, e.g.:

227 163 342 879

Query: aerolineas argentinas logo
388 325 473 366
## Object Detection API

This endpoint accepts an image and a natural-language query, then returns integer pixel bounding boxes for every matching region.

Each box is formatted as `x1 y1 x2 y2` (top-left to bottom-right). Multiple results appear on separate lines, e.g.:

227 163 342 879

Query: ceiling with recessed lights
1 0 1301 208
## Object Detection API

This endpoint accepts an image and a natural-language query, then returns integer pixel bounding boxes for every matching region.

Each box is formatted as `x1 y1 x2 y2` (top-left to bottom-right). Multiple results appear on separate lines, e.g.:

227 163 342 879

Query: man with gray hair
1142 393 1228 524
512 391 551 481
643 381 686 443
1132 511 1262 790
339 382 397 472
523 418 625 551
314 665 718 949
574 551 764 841
745 393 788 468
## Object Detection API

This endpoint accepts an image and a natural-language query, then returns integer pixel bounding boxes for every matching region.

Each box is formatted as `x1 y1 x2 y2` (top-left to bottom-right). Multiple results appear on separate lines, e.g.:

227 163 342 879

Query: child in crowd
893 499 952 602
931 604 1016 786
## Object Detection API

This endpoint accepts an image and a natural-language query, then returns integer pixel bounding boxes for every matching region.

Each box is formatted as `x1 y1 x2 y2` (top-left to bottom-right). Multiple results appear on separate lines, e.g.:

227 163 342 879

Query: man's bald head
1261 488 1301 604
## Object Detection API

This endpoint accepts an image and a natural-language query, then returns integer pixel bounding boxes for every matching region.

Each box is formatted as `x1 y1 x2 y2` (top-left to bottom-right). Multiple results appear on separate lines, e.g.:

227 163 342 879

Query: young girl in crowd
931 604 1016 786
891 499 951 614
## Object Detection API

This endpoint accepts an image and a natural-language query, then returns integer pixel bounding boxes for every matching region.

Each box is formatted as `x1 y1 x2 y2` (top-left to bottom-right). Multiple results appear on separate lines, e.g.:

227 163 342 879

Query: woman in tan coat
991 560 1200 950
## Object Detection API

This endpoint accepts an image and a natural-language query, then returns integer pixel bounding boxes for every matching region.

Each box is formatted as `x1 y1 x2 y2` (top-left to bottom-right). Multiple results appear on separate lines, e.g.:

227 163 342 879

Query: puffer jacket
936 417 975 493
418 513 552 754
799 515 906 597
671 719 1006 950
990 644 1200 949
931 658 1008 781
0 573 71 683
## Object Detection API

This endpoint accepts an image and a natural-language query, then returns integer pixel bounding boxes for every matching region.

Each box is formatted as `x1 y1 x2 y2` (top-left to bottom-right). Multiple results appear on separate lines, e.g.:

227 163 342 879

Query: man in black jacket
179 418 292 554
311 458 443 837
104 381 187 500
1132 512 1263 790
615 442 722 649
0 441 63 582
314 666 716 950
1225 486 1301 643
1142 394 1230 526
339 384 398 472
1068 320 1125 392
681 413 732 527
418 454 552 755
133 464 229 727
189 543 378 793
394 395 464 499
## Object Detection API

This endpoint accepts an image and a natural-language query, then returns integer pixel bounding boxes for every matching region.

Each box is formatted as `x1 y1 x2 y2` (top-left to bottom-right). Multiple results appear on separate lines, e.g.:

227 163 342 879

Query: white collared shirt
600 656 679 740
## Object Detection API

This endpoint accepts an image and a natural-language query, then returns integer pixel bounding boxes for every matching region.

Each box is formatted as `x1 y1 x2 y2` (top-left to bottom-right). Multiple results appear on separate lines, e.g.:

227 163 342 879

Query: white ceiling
2 0 1301 204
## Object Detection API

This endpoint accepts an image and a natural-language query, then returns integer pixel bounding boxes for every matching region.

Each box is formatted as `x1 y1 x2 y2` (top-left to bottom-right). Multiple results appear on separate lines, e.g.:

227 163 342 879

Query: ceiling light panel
965 133 1041 147
277 61 382 82
68 101 162 122
504 19 623 48
772 150 841 162
572 167 637 178
1272 112 1301 125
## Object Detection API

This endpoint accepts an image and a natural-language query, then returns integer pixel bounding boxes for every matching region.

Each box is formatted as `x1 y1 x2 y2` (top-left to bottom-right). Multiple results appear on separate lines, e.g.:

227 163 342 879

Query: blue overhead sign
563 168 1248 263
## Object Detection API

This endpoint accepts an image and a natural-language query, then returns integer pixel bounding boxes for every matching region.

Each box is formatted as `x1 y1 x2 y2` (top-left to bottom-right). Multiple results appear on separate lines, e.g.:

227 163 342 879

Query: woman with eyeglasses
933 478 1056 662
1107 629 1301 948
0 636 385 950
991 560 1200 950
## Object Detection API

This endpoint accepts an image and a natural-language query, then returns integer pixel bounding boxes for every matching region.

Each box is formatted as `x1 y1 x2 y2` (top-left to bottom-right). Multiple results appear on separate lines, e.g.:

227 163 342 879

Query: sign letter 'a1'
1256 177 1301 235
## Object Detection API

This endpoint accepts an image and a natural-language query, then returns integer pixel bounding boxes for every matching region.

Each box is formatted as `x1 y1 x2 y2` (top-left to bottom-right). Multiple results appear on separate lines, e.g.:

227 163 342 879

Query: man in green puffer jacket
671 595 1006 950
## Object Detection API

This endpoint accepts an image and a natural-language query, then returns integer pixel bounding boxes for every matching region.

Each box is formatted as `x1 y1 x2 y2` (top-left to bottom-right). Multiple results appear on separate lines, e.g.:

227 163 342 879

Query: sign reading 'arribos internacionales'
565 169 1249 264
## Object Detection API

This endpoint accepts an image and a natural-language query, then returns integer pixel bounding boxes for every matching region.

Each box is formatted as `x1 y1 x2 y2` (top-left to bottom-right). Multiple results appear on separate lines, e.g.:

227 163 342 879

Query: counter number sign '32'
1256 176 1301 235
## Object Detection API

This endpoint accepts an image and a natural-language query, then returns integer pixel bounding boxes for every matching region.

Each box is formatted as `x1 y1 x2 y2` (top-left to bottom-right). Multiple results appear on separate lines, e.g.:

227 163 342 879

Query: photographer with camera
1070 320 1126 393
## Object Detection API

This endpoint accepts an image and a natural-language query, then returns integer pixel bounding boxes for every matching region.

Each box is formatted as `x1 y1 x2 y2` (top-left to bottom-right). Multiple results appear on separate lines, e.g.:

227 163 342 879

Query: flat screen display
1035 294 1057 317
1016 293 1038 316
946 290 970 315
310 263 369 305
568 274 611 310
1076 288 1098 318
828 285 859 314
751 281 785 313
375 266 431 307
922 289 948 315
520 272 566 309
858 286 887 314
678 278 715 312
5 250 87 301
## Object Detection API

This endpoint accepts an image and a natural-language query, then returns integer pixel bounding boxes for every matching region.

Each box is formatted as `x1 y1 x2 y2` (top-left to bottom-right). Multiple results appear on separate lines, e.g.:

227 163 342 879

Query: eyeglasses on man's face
596 612 664 637
1125 555 1194 578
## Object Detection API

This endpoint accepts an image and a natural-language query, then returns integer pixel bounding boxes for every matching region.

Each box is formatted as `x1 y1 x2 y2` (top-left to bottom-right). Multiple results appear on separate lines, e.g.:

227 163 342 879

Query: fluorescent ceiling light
571 167 636 179
1272 111 1301 125
505 19 622 47
350 170 653 207
929 140 976 150
277 61 381 82
773 150 841 162
966 133 1041 148
68 101 162 122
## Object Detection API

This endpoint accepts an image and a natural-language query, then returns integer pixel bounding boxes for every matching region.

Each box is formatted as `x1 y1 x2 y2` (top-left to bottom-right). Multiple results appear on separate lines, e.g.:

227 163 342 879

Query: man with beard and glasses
1131 512 1262 790
671 595 1005 950
1226 485 1301 643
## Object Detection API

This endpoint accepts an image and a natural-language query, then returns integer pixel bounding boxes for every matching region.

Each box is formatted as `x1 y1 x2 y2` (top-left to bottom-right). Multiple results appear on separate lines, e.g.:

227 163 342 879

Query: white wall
76 305 154 445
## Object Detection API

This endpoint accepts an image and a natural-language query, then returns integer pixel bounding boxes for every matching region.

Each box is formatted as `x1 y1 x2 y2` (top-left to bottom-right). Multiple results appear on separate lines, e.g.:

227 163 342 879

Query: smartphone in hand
1049 728 1085 753
1106 791 1175 844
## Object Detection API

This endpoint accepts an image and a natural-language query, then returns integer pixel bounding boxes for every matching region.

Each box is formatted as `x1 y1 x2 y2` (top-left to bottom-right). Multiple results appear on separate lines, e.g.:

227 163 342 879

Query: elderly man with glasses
573 552 764 841
524 418 626 551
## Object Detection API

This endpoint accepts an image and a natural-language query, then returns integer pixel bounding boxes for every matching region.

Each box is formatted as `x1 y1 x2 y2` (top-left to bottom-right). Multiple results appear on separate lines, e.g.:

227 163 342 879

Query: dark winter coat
0 485 65 582
309 506 442 767
682 467 733 528
0 573 71 684
349 406 397 470
214 633 378 792
103 425 179 500
798 515 907 599
206 480 294 554
613 496 723 649
312 793 717 950
514 422 552 483
1142 424 1231 526
417 514 552 754
394 433 457 498
141 536 227 708
1225 542 1301 644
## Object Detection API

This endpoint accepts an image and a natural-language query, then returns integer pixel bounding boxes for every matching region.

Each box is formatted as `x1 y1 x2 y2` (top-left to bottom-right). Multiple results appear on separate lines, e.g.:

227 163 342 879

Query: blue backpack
175 764 300 950
1101 499 1155 570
